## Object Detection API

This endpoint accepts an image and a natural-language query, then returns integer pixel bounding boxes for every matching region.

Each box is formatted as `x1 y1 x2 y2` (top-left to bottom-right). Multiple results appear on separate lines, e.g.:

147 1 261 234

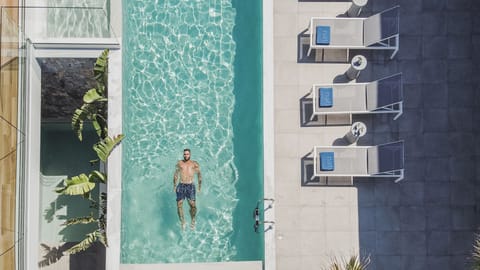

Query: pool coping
262 0 276 270
106 1 123 269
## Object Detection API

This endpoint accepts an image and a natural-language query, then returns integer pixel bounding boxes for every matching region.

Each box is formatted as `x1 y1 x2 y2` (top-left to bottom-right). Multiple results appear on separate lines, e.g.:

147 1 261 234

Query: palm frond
94 49 109 88
97 230 108 247
472 234 480 270
63 215 96 226
55 174 95 195
93 134 125 162
72 103 97 141
66 232 97 254
90 170 107 184
326 255 370 270
92 113 108 139
72 108 86 141
83 88 107 104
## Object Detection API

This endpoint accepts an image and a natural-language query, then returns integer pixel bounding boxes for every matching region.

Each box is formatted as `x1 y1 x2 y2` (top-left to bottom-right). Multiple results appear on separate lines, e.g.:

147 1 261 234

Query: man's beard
184 157 190 161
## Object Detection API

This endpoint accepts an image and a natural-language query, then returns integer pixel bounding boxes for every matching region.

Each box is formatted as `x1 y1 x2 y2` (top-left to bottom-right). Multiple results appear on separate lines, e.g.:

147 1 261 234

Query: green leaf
96 84 106 96
72 103 97 141
472 234 480 270
89 159 100 166
63 215 96 226
93 134 125 162
92 114 102 138
55 174 95 195
94 49 109 87
326 255 370 270
83 88 107 104
72 108 86 141
66 232 97 254
97 230 108 247
92 114 108 139
90 170 107 184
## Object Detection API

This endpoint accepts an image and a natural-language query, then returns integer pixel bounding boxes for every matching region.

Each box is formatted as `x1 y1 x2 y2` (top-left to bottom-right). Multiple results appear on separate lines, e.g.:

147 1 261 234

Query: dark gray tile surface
354 1 480 269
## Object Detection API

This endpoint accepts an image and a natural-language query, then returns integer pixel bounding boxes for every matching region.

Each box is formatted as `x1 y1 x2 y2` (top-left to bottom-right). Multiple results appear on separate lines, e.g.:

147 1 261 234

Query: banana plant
94 134 125 162
55 49 123 255
60 192 108 254
72 49 109 141
55 134 121 254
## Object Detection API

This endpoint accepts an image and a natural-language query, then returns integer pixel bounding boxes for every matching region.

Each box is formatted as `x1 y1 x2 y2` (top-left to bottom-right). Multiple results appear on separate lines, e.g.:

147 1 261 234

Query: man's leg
177 200 185 229
188 200 197 229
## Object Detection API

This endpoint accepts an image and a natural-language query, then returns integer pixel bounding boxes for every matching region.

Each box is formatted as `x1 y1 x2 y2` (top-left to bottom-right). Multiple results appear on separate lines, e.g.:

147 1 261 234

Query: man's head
183 149 191 161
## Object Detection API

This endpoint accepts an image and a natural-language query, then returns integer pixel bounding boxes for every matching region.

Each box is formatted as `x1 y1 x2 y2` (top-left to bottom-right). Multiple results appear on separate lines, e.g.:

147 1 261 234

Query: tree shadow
38 243 68 268
38 242 105 270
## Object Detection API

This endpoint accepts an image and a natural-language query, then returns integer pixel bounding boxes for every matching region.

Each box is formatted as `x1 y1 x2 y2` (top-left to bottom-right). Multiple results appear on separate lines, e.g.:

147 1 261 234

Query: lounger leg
390 36 399 59
390 48 399 59
394 171 404 183
393 103 403 120
307 47 312 57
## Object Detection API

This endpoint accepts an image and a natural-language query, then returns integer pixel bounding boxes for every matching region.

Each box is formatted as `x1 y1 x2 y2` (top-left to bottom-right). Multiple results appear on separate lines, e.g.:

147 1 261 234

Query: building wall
0 0 19 270
0 1 19 270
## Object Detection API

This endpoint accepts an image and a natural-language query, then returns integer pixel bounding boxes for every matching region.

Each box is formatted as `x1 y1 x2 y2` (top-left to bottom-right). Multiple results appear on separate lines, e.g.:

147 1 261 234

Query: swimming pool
121 0 263 264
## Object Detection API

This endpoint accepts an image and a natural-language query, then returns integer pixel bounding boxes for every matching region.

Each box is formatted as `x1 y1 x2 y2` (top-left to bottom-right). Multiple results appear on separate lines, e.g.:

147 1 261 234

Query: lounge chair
307 6 400 59
310 73 403 121
310 141 405 183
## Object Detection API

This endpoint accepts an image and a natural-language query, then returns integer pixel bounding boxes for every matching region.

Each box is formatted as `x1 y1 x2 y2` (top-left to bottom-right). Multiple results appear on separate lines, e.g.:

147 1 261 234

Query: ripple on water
122 0 238 263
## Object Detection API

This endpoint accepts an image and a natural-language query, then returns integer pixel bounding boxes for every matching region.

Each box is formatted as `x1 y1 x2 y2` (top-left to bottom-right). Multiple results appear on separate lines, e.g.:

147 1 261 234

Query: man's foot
190 220 196 230
181 222 186 231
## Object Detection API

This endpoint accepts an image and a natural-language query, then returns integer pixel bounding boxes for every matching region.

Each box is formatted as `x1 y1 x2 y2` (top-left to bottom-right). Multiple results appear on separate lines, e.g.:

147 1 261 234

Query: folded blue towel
320 152 335 171
316 26 330 45
319 87 333 107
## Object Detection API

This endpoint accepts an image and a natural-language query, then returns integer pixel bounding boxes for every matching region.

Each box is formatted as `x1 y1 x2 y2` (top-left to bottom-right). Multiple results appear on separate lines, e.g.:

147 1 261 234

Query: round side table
345 121 367 144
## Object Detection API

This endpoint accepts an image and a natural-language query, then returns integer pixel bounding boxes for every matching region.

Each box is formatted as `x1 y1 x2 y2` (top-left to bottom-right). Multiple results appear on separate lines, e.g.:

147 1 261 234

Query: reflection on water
122 0 239 263
47 0 110 38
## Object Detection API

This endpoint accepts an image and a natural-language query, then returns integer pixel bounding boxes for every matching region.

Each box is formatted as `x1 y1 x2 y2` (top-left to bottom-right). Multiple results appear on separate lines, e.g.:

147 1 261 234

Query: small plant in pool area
325 254 370 270
471 233 480 270
56 49 124 254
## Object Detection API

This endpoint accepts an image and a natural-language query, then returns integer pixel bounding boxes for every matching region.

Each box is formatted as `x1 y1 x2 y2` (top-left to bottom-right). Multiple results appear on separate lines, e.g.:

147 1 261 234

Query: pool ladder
253 198 275 233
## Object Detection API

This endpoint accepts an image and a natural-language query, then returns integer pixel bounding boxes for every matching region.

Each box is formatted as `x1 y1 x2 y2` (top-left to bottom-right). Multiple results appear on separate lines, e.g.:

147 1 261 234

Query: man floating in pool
173 148 202 230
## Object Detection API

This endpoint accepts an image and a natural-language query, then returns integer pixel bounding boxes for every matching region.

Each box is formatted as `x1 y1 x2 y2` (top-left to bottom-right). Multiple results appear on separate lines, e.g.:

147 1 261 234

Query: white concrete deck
273 1 362 269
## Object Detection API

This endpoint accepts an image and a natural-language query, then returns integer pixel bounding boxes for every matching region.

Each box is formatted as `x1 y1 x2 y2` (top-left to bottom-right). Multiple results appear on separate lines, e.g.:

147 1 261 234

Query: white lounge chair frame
309 141 405 183
309 73 403 121
307 6 400 59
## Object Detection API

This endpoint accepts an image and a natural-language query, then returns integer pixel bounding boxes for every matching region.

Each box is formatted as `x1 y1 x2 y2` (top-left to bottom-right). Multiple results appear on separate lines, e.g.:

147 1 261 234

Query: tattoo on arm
173 162 180 186
195 162 202 189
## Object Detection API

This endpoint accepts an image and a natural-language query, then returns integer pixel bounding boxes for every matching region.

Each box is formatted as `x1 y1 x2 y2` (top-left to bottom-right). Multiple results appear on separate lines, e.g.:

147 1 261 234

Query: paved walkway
273 0 480 269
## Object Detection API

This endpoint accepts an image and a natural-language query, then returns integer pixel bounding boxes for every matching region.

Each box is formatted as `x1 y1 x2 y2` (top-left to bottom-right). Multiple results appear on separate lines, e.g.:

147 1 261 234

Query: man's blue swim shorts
176 183 196 201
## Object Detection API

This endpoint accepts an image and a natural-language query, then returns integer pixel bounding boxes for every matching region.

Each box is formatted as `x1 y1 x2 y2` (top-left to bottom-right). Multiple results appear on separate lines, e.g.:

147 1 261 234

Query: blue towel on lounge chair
320 152 334 171
316 26 330 45
319 87 333 107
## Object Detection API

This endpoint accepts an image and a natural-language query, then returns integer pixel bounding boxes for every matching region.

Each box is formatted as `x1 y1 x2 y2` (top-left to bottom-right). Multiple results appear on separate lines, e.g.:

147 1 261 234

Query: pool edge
262 0 276 270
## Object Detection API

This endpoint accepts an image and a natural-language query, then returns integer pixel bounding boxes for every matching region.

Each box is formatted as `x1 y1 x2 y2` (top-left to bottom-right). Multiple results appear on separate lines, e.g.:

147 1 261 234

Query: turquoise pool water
122 0 263 264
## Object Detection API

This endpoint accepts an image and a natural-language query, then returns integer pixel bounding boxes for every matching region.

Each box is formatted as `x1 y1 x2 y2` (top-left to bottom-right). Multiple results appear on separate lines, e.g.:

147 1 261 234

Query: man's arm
194 161 202 192
173 162 180 192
